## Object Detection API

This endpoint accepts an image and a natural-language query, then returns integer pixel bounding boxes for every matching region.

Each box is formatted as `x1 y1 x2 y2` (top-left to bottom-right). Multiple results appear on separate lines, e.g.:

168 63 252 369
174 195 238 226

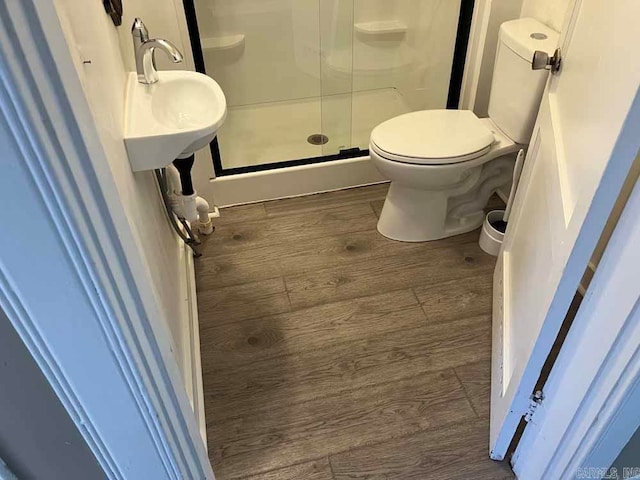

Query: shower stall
183 0 473 176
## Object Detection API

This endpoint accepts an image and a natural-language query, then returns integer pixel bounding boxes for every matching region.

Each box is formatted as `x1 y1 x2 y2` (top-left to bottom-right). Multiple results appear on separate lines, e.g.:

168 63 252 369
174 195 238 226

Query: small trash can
479 210 506 256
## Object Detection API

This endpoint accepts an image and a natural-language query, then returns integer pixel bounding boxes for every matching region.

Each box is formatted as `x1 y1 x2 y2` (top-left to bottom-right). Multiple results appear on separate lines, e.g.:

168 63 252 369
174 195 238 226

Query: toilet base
377 183 486 242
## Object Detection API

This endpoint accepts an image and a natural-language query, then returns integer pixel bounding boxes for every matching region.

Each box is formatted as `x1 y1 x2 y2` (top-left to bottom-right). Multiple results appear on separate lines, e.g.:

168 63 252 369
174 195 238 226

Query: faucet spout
143 39 184 64
131 18 184 84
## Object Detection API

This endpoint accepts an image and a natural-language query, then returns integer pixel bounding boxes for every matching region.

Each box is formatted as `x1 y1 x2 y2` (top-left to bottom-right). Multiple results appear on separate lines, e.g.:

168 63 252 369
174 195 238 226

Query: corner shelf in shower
354 21 407 37
201 34 245 52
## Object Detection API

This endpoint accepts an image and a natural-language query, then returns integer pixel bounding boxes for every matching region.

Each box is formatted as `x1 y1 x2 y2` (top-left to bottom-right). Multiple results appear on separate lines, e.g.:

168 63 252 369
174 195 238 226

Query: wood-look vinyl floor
195 184 513 480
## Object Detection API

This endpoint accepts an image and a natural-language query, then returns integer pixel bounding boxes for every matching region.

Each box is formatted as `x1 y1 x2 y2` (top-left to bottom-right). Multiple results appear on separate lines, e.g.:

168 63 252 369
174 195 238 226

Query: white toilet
370 18 558 242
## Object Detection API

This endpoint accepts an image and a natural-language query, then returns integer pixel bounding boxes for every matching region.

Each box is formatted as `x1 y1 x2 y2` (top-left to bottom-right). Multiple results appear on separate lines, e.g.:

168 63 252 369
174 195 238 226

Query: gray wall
0 309 106 479
611 425 640 476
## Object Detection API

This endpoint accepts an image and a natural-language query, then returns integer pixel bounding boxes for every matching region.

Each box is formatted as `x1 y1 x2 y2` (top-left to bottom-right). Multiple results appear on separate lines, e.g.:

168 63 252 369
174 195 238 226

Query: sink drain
307 133 329 145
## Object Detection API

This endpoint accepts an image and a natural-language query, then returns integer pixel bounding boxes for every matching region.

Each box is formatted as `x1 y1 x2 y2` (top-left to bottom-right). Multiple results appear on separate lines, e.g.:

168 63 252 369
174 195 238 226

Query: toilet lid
370 110 495 165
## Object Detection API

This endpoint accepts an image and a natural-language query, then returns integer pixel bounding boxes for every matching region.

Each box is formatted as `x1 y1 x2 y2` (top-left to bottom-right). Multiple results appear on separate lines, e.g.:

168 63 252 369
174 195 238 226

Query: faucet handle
131 18 149 43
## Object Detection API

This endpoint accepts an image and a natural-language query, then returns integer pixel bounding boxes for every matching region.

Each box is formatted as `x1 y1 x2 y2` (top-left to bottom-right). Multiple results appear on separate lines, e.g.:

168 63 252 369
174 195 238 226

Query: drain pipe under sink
166 155 218 235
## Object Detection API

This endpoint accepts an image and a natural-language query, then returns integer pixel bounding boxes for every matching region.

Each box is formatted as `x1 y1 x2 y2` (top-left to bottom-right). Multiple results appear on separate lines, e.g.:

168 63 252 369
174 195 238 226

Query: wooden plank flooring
195 184 513 479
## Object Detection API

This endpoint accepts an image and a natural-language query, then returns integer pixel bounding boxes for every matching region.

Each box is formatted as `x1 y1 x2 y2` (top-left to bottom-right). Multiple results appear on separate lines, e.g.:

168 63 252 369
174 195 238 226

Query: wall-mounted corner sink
124 71 227 172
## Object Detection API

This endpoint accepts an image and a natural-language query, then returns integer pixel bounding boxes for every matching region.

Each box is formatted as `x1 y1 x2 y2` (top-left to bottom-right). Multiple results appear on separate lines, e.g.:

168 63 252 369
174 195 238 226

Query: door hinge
524 390 544 423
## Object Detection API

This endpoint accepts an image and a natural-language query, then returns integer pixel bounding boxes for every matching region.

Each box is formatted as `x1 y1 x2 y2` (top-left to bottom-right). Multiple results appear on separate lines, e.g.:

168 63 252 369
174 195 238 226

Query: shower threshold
216 88 409 171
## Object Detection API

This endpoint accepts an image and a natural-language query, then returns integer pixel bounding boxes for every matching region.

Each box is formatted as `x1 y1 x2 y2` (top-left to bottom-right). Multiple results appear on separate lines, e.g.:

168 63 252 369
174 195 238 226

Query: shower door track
209 138 367 176
182 0 475 178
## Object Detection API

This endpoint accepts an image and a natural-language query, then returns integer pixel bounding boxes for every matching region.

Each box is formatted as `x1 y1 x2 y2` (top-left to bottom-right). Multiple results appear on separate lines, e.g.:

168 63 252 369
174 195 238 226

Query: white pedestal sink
124 71 227 172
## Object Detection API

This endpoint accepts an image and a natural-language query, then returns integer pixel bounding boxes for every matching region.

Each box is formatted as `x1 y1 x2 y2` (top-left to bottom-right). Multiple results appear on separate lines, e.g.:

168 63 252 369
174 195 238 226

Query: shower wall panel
195 0 322 107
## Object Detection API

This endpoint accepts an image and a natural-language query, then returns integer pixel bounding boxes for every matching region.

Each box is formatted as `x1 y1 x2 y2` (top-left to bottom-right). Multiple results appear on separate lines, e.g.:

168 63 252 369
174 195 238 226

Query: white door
490 0 640 459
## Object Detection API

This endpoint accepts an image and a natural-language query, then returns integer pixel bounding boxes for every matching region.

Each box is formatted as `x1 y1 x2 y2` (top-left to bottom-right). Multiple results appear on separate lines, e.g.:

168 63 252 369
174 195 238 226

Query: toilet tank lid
370 110 495 162
500 18 559 61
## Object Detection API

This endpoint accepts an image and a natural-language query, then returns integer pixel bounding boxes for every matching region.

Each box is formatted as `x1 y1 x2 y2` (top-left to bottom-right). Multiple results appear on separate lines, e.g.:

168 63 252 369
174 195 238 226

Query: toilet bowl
369 17 558 242
370 112 520 241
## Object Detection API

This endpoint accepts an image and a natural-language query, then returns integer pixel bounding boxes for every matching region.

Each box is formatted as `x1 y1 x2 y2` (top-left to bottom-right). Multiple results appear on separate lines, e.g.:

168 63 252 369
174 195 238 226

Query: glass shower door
192 0 327 170
319 0 354 157
349 0 463 151
183 0 470 175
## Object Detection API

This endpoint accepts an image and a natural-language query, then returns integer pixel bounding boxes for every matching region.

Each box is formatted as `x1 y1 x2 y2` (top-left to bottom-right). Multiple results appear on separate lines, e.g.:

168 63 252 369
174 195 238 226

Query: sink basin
124 71 227 171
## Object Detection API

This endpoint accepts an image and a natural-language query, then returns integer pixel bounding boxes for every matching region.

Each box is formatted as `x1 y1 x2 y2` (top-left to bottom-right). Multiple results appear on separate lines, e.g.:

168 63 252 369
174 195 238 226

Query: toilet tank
488 18 559 144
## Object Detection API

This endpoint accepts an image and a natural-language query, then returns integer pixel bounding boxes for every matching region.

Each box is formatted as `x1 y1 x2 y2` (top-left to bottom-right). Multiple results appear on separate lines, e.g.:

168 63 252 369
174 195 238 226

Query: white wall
520 0 572 32
54 1 188 380
118 0 196 72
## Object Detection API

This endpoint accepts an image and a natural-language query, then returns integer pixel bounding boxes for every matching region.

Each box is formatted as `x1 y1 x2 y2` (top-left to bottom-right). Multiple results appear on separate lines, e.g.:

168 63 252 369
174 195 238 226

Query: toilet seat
370 110 495 165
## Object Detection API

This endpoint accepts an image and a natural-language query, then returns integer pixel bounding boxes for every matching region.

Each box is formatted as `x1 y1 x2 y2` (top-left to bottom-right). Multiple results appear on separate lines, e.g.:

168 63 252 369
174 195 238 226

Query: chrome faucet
131 18 184 85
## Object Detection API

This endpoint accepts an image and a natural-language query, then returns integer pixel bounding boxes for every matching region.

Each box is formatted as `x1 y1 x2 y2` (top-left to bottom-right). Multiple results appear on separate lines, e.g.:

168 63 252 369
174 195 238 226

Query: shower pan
183 0 473 177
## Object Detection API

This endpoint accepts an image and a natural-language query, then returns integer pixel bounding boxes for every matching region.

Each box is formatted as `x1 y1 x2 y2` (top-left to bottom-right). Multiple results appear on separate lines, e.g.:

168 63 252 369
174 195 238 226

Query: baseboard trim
181 243 207 448
209 155 386 206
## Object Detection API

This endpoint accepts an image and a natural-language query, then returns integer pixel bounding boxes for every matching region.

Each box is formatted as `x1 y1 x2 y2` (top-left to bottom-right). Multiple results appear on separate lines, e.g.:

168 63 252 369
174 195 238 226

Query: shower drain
307 133 329 145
